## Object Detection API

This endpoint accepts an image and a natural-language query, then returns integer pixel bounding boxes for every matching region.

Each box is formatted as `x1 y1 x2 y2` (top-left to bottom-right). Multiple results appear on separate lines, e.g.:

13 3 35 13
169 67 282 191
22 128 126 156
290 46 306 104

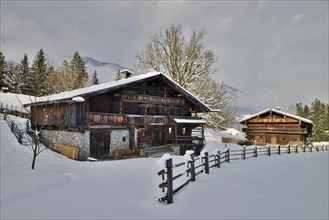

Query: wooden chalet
25 72 212 160
238 108 313 146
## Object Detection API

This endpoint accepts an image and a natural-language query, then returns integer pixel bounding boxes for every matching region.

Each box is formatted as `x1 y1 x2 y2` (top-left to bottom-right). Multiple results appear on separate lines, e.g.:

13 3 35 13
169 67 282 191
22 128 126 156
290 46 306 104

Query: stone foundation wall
111 130 129 151
41 130 90 160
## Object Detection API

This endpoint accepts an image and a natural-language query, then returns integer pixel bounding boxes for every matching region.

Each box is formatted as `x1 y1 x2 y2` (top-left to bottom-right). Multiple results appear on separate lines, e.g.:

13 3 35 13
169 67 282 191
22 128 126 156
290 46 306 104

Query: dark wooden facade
239 108 313 146
28 73 211 159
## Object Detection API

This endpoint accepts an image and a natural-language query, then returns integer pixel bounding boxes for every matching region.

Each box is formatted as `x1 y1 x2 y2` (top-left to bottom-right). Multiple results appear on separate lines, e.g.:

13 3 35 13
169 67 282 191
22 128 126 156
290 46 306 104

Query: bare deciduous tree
136 24 238 129
136 24 217 89
17 95 45 170
192 75 238 129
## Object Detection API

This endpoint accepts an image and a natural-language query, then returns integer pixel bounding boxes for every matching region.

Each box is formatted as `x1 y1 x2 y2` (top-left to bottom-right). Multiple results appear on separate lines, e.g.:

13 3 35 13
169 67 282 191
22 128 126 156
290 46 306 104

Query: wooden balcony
121 94 185 106
242 127 308 135
89 112 128 125
89 112 171 125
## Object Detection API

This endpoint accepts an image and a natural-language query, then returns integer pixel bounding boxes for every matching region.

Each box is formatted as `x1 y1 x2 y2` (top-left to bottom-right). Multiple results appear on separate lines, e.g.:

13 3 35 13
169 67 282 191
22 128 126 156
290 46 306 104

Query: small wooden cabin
238 108 313 146
26 72 212 160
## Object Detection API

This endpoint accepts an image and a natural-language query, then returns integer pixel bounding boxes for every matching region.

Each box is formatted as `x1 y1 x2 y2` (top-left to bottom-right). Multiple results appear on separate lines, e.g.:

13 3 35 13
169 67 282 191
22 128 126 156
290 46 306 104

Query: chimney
120 69 134 79
275 106 281 111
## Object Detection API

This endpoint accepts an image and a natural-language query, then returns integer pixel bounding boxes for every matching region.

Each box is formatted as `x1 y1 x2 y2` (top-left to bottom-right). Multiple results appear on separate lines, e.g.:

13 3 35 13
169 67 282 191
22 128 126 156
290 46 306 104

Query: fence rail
0 102 29 118
158 144 329 204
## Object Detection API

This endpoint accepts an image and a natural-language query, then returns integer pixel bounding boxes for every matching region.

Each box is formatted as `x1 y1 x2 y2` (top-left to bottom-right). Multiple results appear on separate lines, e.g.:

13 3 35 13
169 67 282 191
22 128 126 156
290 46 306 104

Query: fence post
303 145 306 152
217 151 221 168
278 145 281 155
227 148 230 163
295 145 298 153
288 145 291 154
166 158 173 204
189 153 196 182
254 146 258 158
242 146 246 159
4 110 7 120
26 120 30 132
316 146 319 152
268 146 271 156
204 152 209 174
18 130 23 144
310 146 312 152
322 146 324 151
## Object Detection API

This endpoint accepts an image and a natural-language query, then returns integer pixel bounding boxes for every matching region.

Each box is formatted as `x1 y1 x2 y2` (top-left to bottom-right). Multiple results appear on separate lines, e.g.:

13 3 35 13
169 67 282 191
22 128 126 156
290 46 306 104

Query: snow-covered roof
120 69 133 74
173 118 207 124
238 108 313 124
26 72 213 112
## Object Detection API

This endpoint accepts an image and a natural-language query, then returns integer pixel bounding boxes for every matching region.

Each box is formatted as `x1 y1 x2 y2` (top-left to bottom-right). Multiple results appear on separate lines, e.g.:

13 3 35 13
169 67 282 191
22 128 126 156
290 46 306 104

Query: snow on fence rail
0 102 29 118
157 144 329 204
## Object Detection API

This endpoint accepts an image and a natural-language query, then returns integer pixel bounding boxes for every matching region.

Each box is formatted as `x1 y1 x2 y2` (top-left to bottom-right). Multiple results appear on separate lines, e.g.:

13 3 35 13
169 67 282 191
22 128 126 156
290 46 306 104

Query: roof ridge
238 108 313 124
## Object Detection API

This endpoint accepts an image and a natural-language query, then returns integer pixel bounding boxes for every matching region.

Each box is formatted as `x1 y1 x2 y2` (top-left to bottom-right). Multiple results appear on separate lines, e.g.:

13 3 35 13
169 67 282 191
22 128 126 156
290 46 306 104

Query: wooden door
270 136 277 145
90 131 111 159
152 129 161 146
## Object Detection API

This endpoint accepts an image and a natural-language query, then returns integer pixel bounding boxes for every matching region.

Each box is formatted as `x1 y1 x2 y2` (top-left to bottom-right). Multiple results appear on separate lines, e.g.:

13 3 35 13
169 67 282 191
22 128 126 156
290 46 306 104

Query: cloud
1 1 328 114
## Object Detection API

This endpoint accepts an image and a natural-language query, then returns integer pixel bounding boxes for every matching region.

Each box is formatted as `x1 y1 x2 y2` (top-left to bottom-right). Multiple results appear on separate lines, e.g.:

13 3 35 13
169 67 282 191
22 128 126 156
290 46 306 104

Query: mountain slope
83 57 128 83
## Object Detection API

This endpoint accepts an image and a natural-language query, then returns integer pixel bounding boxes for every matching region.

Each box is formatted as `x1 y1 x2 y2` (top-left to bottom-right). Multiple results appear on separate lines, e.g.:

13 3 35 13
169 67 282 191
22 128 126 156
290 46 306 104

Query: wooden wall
31 102 86 129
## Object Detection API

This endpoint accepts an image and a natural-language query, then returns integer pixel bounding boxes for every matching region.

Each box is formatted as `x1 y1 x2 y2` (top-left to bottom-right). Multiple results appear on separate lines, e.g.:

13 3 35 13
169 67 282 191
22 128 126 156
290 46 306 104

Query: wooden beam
175 124 178 148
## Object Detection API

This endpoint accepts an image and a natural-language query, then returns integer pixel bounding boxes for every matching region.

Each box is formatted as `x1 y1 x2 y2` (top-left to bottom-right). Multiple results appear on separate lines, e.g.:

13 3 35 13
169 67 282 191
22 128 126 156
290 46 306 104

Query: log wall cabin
238 108 313 146
26 72 212 160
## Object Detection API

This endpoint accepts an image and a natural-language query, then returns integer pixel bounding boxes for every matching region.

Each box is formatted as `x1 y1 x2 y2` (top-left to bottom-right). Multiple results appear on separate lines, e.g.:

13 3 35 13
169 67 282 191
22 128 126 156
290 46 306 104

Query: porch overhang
171 117 207 124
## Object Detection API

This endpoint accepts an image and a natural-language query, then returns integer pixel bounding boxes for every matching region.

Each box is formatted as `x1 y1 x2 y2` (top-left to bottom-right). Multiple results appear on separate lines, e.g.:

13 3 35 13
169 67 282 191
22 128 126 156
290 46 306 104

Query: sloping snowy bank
1 119 328 219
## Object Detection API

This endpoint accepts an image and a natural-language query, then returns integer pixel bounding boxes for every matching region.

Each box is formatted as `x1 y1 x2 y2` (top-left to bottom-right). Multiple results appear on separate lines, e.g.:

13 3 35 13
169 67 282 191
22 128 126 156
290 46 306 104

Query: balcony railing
243 127 308 134
89 112 170 125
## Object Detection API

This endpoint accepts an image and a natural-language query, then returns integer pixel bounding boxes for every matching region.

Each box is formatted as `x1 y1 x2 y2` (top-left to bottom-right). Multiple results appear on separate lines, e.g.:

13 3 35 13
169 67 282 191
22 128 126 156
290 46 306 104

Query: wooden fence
0 102 29 118
158 144 329 204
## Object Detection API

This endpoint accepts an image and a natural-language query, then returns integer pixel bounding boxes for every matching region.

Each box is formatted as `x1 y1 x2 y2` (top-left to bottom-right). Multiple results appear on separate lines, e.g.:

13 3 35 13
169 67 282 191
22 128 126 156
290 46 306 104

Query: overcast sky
1 1 328 114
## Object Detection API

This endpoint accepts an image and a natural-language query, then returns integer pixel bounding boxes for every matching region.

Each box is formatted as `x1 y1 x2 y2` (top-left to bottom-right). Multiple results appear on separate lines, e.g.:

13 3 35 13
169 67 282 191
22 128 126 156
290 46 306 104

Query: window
168 127 172 134
182 127 186 134
122 136 126 142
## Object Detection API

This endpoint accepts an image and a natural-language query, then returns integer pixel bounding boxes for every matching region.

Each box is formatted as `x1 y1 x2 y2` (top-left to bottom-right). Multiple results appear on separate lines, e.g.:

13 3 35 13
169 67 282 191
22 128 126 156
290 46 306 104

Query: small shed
238 108 313 146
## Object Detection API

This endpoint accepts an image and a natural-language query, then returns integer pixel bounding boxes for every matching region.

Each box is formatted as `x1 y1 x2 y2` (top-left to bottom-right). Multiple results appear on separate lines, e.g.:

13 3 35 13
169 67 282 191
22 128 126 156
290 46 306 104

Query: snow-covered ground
1 118 328 219
0 92 33 113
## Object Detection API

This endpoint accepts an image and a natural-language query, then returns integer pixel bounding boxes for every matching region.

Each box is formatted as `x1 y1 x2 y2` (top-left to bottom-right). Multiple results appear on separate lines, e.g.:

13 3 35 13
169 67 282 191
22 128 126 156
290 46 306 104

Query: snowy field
1 119 328 219
0 92 33 113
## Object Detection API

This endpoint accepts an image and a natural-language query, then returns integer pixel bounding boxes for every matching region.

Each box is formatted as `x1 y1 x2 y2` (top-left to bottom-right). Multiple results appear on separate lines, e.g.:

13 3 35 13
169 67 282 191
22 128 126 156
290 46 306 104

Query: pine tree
5 62 22 93
92 70 99 85
19 54 31 94
295 99 329 142
295 102 304 117
309 98 326 142
115 69 122 81
31 49 48 96
303 105 310 119
70 52 88 89
324 104 329 141
0 51 8 90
